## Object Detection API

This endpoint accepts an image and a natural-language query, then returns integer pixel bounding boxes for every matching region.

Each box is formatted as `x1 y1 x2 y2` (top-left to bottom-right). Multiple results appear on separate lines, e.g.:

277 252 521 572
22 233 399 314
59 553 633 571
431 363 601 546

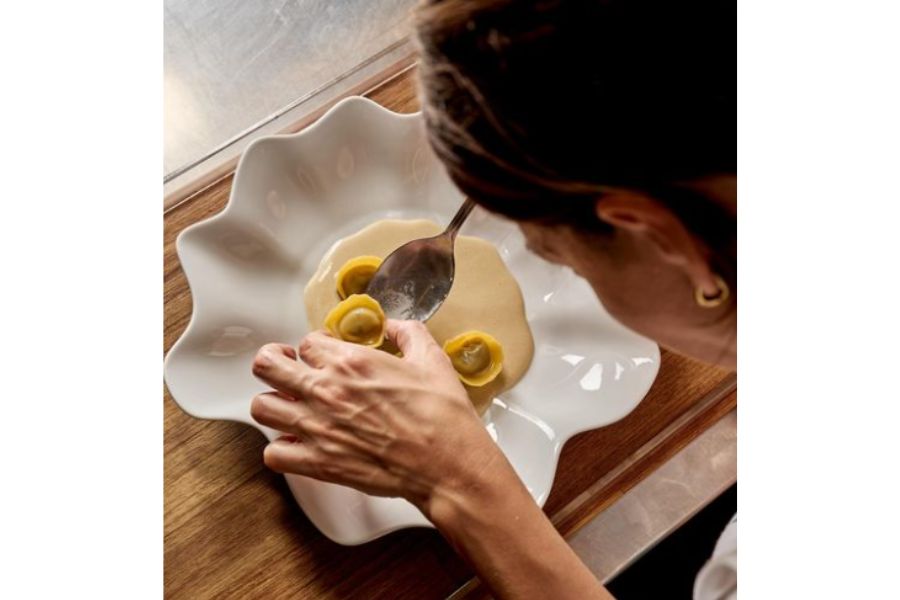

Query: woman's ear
595 189 720 297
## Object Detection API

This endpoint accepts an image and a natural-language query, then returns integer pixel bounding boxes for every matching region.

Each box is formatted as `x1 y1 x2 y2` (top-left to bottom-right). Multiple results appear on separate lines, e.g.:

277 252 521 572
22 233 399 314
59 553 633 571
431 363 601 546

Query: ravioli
324 294 386 347
443 331 504 387
304 219 534 415
335 255 382 299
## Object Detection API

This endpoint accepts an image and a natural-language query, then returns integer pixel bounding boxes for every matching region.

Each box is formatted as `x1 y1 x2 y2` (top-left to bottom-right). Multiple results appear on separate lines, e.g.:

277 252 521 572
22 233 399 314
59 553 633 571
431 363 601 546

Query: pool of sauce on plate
304 219 534 415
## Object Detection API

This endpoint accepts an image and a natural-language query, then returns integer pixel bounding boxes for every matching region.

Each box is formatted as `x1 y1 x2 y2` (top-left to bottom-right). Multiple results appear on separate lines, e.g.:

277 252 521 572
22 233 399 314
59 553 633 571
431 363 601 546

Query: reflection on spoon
366 198 476 321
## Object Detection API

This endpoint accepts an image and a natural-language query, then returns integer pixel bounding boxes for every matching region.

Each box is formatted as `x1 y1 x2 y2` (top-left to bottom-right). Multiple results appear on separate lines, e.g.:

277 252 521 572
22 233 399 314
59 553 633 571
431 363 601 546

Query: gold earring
695 274 730 308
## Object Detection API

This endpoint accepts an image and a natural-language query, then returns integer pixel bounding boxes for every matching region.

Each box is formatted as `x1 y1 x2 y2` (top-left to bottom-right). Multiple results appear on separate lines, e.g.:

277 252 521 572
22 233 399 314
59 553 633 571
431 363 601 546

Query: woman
249 0 735 598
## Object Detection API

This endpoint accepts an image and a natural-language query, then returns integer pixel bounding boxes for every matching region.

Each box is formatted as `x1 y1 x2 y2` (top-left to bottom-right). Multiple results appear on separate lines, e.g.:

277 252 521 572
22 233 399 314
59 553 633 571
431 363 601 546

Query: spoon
366 198 477 321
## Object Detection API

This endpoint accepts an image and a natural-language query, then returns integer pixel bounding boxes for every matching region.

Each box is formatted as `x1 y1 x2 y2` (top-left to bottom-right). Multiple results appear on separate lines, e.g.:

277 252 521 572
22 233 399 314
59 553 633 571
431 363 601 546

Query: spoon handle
444 197 477 240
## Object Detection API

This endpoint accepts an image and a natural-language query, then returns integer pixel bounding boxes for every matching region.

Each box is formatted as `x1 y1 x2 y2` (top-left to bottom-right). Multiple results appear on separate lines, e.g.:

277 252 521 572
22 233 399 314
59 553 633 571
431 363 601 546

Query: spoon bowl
366 198 476 321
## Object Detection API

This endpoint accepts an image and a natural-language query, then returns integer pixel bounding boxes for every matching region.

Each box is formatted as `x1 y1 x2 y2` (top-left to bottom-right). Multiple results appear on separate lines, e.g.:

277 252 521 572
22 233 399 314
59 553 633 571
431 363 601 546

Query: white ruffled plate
164 96 660 545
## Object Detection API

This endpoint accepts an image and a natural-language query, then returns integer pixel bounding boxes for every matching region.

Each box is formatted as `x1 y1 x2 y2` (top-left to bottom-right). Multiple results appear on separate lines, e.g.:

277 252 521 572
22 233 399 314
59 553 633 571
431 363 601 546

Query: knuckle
289 412 307 434
305 374 328 399
302 418 325 438
343 352 367 371
402 320 428 338
306 377 343 407
297 336 314 358
327 384 350 405
318 439 342 457
334 349 368 374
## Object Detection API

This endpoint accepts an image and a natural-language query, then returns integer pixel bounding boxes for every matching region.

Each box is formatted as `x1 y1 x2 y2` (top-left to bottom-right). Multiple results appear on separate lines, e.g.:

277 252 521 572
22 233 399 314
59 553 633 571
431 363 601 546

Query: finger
385 319 437 358
252 342 320 397
250 391 315 435
263 437 317 475
297 330 344 368
258 343 297 360
264 437 391 495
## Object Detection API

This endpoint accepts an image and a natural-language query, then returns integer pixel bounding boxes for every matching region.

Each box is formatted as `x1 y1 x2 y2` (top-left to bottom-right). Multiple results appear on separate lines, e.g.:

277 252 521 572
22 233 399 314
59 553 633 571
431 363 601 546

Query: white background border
2 0 899 597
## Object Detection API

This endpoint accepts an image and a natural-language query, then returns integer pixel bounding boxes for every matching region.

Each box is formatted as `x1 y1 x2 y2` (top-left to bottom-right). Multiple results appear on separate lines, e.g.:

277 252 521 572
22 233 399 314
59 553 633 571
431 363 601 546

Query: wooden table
164 67 736 599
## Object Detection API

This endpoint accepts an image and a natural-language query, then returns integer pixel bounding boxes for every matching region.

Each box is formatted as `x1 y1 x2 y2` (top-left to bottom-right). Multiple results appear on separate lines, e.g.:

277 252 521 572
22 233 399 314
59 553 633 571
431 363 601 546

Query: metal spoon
366 198 477 321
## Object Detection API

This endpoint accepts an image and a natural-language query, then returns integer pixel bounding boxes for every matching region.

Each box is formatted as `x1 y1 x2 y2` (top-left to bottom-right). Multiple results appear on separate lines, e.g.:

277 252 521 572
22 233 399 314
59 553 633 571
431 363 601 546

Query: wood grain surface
164 67 735 599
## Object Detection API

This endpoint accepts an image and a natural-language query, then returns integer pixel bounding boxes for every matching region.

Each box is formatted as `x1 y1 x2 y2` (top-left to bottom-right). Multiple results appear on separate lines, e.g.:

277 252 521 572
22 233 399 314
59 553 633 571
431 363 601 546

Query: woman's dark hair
414 0 736 231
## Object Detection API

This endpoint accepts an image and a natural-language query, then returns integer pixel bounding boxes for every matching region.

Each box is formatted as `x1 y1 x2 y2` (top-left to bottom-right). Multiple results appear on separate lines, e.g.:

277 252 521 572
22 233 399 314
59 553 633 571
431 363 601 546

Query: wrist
418 445 523 535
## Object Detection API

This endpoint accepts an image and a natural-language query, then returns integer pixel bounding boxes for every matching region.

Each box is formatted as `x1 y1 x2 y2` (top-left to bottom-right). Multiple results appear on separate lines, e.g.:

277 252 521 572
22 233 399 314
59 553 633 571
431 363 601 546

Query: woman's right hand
249 319 513 518
251 319 612 600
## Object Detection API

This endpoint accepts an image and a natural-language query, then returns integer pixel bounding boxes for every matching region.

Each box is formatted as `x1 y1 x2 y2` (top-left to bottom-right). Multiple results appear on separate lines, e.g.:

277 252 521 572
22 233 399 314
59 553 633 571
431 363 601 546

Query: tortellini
335 255 382 299
324 294 386 347
443 330 504 387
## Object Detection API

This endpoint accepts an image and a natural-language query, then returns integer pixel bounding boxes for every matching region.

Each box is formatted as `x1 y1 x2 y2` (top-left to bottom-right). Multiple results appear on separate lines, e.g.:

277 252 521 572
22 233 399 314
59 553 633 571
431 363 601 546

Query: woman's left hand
249 319 510 515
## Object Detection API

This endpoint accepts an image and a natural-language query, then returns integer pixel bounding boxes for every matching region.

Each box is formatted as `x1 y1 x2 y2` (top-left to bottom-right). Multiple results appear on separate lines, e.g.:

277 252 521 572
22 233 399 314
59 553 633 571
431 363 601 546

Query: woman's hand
251 319 612 600
249 319 509 516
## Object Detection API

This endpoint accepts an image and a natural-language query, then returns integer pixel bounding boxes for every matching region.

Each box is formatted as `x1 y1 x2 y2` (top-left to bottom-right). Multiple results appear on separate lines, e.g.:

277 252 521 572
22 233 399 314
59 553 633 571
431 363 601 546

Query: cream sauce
304 219 534 415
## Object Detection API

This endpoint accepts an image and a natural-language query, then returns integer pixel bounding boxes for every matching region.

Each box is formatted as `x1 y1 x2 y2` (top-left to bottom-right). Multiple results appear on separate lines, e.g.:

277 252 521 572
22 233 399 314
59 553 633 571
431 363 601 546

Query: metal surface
164 0 418 201
367 198 477 321
569 410 737 583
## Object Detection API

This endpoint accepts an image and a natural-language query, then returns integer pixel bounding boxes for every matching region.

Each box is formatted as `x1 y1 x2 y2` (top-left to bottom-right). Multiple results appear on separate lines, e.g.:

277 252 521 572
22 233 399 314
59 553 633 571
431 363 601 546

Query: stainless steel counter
569 410 737 582
165 0 417 202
